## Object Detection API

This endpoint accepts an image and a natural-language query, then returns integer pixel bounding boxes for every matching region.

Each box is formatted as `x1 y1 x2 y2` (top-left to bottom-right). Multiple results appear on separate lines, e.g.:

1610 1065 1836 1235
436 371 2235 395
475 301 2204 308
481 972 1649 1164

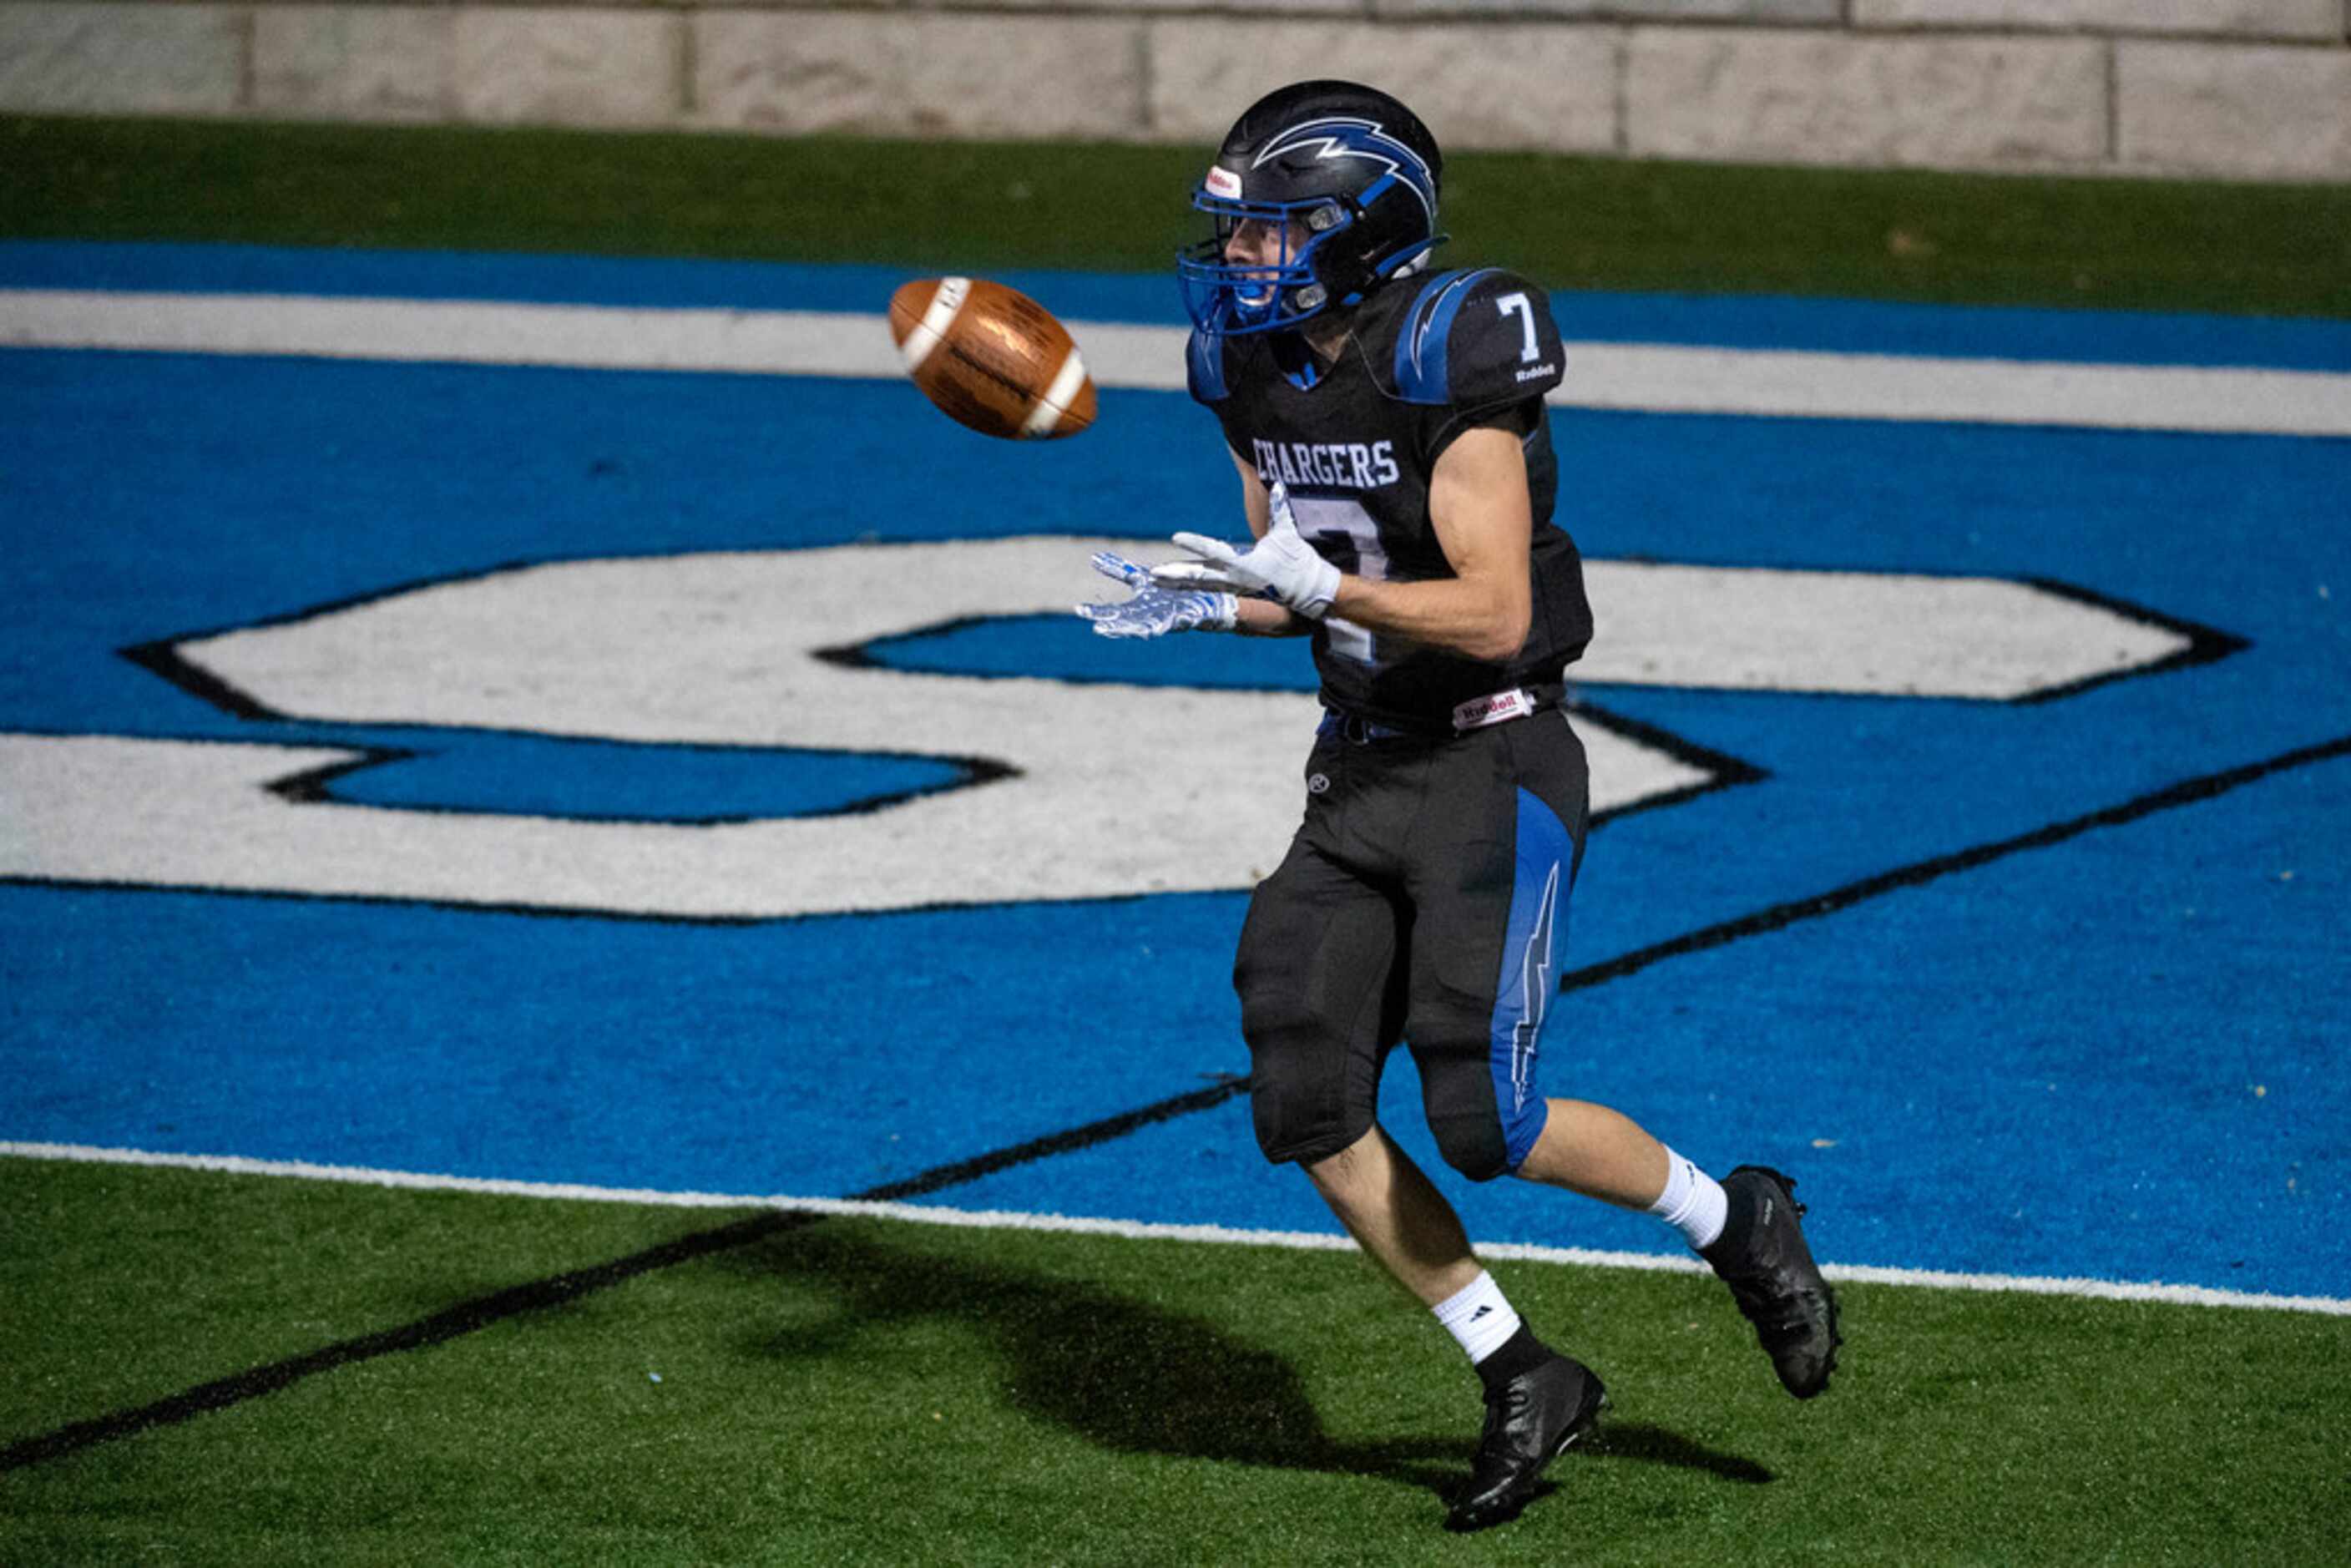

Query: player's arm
1324 425 1532 663
1226 449 1310 639
1324 269 1554 659
1160 271 1555 661
1162 427 1534 662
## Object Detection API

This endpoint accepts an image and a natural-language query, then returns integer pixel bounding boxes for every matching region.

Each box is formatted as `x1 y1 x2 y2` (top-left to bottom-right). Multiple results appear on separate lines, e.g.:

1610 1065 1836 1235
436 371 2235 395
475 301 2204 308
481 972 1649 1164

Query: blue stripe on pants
1490 787 1574 1171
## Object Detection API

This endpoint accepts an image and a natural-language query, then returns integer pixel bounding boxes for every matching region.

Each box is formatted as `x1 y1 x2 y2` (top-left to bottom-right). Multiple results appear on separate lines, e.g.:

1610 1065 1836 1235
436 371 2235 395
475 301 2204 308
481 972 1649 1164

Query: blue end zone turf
3 243 2346 1302
298 731 972 823
10 238 2351 366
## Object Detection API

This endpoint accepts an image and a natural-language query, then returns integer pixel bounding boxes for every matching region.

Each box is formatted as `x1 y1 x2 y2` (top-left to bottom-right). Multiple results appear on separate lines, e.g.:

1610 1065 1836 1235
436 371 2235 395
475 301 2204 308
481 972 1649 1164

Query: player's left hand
1074 551 1238 638
1155 481 1341 620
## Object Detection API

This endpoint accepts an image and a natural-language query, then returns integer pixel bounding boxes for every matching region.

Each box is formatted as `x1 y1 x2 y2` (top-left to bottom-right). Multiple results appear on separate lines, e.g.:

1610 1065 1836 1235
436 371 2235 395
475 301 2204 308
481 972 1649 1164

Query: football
887 276 1098 441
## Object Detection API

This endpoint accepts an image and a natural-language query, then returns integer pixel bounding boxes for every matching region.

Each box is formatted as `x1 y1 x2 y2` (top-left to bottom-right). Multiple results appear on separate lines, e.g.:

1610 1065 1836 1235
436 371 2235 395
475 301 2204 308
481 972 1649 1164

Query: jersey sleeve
1391 268 1565 410
1389 268 1562 467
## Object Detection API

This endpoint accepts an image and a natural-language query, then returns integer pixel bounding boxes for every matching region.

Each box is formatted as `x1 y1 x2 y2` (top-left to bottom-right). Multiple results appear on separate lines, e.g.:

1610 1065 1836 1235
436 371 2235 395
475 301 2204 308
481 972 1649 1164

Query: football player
1078 80 1841 1532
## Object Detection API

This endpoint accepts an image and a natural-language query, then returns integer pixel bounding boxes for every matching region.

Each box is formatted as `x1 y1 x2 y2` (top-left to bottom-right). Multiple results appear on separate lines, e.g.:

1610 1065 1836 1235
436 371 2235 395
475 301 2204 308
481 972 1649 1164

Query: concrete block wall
2 1 2347 181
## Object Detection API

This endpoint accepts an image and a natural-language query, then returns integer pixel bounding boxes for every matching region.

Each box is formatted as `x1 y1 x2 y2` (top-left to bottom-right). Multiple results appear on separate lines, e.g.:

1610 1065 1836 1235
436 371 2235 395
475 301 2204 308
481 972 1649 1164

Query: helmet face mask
1177 82 1445 339
1178 197 1345 336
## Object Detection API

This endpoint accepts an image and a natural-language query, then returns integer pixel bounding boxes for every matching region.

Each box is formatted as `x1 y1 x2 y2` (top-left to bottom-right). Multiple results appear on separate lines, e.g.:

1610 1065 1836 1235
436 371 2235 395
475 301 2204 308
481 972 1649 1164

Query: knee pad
1241 1004 1378 1167
1238 984 1380 1167
1248 1070 1375 1168
1418 1054 1548 1181
1425 1110 1514 1184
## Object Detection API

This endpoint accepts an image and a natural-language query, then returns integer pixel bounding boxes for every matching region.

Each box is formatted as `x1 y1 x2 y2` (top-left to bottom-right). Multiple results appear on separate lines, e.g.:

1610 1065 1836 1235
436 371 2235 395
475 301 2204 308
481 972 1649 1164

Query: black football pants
1234 707 1589 1181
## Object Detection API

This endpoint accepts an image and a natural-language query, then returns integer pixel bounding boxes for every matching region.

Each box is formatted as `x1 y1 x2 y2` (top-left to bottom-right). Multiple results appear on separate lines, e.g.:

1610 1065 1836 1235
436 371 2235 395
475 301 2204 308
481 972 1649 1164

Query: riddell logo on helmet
1206 167 1243 199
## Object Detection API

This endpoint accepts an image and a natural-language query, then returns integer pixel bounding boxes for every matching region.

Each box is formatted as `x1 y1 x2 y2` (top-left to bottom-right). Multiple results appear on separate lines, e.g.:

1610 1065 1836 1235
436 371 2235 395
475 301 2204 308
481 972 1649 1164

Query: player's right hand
1074 551 1239 639
1153 482 1342 620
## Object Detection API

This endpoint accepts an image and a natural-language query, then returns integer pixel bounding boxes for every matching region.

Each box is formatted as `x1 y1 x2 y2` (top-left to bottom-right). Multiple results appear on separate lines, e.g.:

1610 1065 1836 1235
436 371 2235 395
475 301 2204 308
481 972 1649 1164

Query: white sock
1432 1270 1523 1365
1649 1146 1730 1251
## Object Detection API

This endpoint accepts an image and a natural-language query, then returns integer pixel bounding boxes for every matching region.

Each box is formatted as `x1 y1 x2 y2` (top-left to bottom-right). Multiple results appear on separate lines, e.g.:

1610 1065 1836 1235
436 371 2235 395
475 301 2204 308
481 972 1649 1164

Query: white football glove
1152 481 1342 620
1074 551 1237 639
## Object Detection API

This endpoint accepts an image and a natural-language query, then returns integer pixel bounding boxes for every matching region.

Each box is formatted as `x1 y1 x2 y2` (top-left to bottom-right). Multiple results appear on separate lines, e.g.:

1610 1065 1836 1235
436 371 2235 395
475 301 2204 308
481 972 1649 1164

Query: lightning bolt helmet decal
1250 115 1438 220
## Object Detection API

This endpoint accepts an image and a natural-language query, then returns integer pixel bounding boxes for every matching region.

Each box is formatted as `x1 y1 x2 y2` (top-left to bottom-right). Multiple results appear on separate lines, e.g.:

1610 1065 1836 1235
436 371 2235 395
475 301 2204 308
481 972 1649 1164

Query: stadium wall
1 2 2346 182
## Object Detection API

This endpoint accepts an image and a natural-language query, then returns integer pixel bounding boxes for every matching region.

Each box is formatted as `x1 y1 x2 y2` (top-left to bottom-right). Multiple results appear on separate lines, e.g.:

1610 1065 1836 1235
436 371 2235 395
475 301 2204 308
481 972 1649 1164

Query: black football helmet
1178 79 1445 338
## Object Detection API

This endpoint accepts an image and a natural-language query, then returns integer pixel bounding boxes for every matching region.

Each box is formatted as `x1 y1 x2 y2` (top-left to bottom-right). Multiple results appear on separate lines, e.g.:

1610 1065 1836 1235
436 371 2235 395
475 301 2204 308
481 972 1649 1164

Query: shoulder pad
1391 268 1564 407
1186 328 1230 405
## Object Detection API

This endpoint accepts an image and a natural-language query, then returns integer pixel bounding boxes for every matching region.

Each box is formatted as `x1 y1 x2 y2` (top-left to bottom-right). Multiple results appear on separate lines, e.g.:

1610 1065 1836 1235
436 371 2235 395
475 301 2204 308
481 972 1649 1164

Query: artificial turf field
5 1161 2343 1567
3 116 2349 1562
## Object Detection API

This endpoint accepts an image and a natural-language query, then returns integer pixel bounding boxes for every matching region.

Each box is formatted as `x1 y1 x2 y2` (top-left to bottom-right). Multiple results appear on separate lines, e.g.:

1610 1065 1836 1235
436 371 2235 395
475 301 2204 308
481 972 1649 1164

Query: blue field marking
871 612 1321 690
0 240 1197 328
8 238 2350 368
934 750 2350 1302
0 883 1257 1195
302 730 973 822
3 245 2348 1303
1543 288 2351 372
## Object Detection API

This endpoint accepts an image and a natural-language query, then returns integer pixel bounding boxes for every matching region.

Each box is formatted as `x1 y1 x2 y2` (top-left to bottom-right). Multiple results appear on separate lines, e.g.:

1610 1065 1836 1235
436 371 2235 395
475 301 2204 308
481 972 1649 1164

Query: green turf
5 115 2348 319
4 1159 2347 1565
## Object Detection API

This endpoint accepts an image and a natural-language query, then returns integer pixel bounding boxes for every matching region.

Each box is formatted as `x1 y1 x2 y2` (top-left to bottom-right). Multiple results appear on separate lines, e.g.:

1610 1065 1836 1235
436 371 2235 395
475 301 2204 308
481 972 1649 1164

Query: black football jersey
1187 266 1594 731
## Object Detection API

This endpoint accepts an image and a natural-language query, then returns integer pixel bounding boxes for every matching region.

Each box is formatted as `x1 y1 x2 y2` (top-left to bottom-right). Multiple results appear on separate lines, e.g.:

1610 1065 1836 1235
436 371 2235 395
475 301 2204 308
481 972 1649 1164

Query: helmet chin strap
1297 312 1355 377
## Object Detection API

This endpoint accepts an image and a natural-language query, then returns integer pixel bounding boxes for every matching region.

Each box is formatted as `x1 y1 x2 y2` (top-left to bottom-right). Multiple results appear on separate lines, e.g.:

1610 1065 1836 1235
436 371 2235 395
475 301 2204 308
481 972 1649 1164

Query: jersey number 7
1496 292 1541 364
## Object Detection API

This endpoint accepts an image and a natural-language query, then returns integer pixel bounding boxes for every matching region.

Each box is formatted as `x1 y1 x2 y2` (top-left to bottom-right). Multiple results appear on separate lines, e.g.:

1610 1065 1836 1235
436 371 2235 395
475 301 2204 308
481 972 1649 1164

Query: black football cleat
1700 1165 1842 1399
1443 1354 1607 1533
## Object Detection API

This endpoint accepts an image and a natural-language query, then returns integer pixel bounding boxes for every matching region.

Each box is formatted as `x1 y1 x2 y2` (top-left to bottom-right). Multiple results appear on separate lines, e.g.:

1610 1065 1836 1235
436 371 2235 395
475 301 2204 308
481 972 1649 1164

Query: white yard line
4 289 2348 438
8 1140 2343 1318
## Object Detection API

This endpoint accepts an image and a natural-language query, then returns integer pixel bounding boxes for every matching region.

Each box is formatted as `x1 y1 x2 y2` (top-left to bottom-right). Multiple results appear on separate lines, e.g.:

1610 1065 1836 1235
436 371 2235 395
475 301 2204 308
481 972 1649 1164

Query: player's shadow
726 1221 1769 1500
